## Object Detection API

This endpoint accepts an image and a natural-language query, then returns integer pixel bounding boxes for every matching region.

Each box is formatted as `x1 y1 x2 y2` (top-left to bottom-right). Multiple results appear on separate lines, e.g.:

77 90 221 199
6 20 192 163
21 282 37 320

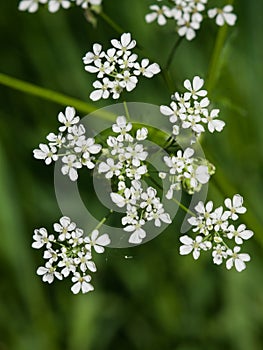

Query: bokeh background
0 1 263 349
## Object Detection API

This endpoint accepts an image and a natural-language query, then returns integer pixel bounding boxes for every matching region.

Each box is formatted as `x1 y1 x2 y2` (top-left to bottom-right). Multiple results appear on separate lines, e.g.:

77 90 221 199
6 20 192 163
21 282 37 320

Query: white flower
33 144 58 165
183 76 207 100
118 71 138 92
125 220 146 244
212 244 227 265
69 228 84 247
118 53 138 69
43 248 59 262
145 5 172 26
74 250 96 273
111 81 124 100
195 165 210 184
98 158 122 179
195 200 214 221
224 194 247 220
84 33 160 100
182 114 205 135
179 235 211 260
177 13 201 41
133 59 160 78
110 189 132 208
202 109 225 133
126 164 147 180
67 124 86 145
18 0 48 13
85 60 113 78
90 78 113 101
58 107 80 132
122 204 138 225
83 43 104 65
54 216 76 241
32 228 54 249
111 33 136 56
58 256 76 277
160 101 179 123
37 261 62 283
147 207 172 227
112 116 132 141
226 246 250 272
84 229 111 253
71 273 94 294
226 224 254 245
75 137 102 160
61 155 82 181
212 206 229 232
136 127 148 141
140 187 159 211
124 144 148 166
76 0 102 9
48 0 71 13
46 132 65 148
208 5 237 27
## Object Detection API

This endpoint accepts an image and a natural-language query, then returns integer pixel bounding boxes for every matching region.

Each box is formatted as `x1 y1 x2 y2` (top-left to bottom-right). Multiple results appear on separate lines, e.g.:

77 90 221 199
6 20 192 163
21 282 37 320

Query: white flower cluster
33 106 102 181
180 195 254 272
97 116 172 244
145 1 237 40
82 33 161 101
33 216 110 294
160 76 225 143
159 147 215 196
18 0 102 13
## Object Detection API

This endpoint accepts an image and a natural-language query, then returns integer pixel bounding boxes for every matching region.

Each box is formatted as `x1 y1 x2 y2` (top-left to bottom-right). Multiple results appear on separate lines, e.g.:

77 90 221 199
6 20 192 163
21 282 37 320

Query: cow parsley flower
226 224 254 245
184 195 254 271
71 273 94 294
37 261 63 283
145 4 172 26
208 5 237 27
33 144 58 165
226 246 250 272
76 0 102 9
18 0 48 13
32 228 54 249
48 0 71 13
160 76 225 143
161 147 214 196
18 0 103 13
179 235 211 260
83 33 160 101
33 217 110 294
84 229 111 253
145 1 237 40
33 106 102 181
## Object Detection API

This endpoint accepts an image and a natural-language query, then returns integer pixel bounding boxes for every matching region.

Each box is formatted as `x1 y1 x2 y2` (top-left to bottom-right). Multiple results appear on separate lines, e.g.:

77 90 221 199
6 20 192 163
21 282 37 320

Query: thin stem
165 36 184 71
93 209 113 232
206 0 235 91
147 174 196 217
99 11 125 35
123 100 131 121
171 196 196 217
0 73 115 122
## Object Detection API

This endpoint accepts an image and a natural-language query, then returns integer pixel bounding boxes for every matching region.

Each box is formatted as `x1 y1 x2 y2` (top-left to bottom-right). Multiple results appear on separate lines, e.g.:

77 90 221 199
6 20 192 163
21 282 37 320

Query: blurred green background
0 1 263 349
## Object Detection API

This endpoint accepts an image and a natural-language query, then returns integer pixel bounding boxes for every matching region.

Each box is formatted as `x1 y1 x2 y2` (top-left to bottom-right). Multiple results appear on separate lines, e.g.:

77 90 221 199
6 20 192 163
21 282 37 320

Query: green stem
206 0 235 91
99 11 125 35
147 174 196 217
0 72 115 121
92 209 113 232
165 36 184 70
123 100 131 121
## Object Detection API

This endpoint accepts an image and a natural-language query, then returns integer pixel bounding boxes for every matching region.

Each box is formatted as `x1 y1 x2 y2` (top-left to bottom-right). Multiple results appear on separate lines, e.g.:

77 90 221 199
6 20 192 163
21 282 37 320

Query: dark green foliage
0 1 263 349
